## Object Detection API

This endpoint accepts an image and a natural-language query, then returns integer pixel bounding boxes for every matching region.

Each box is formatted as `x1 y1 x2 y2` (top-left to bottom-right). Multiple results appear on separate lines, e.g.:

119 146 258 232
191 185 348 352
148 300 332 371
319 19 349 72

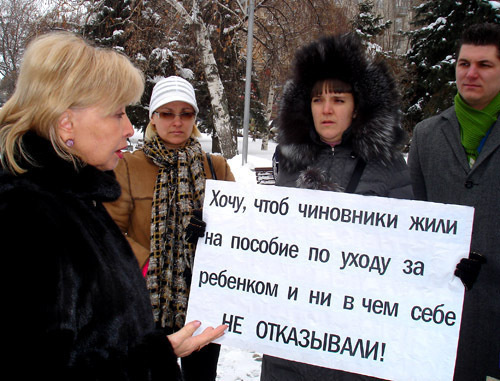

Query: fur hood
277 33 406 171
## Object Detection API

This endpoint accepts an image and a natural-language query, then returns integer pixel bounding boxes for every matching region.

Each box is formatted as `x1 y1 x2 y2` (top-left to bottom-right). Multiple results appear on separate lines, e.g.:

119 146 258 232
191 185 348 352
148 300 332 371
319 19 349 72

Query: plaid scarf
143 136 206 330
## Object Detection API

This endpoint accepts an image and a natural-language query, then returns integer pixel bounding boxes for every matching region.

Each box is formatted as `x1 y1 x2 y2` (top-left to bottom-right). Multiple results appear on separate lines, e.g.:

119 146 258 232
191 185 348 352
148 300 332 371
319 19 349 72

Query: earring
65 139 74 147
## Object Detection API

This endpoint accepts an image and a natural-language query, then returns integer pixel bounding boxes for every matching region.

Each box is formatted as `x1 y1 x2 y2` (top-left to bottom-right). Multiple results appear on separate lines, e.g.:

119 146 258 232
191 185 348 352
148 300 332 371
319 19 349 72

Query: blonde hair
144 121 201 143
0 31 145 174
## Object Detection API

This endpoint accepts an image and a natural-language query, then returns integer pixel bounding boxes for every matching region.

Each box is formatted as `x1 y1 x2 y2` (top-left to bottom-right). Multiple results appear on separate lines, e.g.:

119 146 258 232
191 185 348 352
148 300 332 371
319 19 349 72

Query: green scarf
143 136 206 330
455 92 500 166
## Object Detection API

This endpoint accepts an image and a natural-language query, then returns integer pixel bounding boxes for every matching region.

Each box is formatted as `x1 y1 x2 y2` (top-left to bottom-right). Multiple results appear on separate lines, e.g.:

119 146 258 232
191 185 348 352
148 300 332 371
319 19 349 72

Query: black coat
0 132 181 380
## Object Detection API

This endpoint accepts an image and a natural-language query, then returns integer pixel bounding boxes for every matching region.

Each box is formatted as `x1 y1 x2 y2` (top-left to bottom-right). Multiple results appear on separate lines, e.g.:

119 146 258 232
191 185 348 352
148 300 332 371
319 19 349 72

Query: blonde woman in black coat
0 32 225 381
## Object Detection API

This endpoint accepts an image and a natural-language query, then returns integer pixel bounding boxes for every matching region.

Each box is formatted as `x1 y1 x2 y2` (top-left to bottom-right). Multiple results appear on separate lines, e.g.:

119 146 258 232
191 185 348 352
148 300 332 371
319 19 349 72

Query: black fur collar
0 132 121 202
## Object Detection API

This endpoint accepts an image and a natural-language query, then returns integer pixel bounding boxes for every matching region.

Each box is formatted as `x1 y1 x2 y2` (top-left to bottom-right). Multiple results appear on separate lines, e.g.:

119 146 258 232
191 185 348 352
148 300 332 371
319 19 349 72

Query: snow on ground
216 346 263 381
199 133 277 186
129 130 276 380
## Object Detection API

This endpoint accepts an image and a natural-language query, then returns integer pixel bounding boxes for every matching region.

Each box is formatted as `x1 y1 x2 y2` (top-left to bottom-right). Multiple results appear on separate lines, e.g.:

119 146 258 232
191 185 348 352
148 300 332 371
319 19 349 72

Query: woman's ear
57 111 74 142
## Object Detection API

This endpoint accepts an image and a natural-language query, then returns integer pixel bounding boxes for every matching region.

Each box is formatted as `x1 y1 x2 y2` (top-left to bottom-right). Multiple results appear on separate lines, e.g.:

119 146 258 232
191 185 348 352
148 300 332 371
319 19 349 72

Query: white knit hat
148 76 199 118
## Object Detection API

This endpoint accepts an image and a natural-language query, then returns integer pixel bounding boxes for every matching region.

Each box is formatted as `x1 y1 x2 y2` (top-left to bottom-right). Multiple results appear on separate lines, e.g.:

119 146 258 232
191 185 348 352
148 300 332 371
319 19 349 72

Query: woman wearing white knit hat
106 75 234 381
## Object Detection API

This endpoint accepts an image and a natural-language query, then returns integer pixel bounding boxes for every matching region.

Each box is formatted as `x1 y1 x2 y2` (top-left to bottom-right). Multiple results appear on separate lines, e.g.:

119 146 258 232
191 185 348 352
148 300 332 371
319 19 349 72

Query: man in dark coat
408 23 500 381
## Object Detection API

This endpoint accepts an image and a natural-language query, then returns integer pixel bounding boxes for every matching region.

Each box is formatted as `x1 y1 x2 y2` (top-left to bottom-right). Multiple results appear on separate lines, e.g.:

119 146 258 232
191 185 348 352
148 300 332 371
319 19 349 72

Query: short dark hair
459 23 500 58
311 79 353 99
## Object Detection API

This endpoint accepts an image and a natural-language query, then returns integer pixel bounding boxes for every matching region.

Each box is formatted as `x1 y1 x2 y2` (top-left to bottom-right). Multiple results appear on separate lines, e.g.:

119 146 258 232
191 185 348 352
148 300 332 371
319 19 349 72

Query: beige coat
105 149 235 268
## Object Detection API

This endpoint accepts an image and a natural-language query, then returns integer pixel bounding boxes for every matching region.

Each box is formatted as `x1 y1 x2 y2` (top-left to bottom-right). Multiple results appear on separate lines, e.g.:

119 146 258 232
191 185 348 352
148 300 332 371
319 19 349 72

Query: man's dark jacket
409 107 500 381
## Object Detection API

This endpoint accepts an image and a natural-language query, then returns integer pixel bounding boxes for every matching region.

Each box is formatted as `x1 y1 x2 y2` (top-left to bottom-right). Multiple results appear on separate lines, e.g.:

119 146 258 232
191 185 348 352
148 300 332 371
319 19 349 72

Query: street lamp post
241 0 255 165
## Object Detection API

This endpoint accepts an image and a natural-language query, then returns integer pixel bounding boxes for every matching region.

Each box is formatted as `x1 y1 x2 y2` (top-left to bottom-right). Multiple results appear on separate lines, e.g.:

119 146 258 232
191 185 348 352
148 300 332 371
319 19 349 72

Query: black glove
185 209 206 244
454 251 486 291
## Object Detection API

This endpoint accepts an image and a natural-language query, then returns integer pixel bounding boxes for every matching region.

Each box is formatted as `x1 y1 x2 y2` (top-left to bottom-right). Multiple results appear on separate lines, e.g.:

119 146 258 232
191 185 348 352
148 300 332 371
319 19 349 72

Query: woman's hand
185 209 206 244
167 320 227 358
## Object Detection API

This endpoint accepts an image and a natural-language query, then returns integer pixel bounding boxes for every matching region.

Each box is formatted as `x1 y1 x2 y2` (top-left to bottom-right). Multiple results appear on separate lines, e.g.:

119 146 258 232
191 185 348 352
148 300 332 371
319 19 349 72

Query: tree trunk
261 80 275 151
195 22 237 158
164 0 238 159
211 131 221 153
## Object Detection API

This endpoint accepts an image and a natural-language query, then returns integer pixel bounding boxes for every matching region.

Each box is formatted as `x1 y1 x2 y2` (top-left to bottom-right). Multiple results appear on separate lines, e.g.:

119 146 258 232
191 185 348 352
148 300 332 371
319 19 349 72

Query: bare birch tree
162 0 243 158
0 0 41 99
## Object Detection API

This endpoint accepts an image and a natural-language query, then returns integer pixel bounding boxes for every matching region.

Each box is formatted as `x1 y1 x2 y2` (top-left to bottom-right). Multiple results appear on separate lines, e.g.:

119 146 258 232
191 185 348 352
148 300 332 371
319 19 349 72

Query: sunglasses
154 111 196 121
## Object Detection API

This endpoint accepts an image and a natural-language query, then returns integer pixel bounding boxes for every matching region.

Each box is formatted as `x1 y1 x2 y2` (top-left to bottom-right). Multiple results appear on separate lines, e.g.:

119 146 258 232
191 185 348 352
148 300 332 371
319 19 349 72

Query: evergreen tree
352 0 392 50
403 0 499 132
82 0 177 131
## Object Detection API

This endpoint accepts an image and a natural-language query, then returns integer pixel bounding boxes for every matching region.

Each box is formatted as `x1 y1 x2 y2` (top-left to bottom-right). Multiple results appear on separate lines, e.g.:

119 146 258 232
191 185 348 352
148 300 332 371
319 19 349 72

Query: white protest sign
186 180 474 381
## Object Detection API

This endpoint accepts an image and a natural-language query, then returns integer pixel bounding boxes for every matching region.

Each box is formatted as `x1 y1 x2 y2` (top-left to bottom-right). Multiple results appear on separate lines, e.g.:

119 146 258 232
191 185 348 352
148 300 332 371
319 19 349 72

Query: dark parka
261 34 412 381
273 34 412 199
0 132 181 380
409 107 500 381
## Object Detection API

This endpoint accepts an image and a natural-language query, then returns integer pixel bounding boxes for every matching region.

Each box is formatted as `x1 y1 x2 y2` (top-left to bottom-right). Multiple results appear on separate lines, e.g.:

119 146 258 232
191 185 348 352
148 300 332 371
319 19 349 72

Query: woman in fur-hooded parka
272 33 412 198
261 33 413 381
